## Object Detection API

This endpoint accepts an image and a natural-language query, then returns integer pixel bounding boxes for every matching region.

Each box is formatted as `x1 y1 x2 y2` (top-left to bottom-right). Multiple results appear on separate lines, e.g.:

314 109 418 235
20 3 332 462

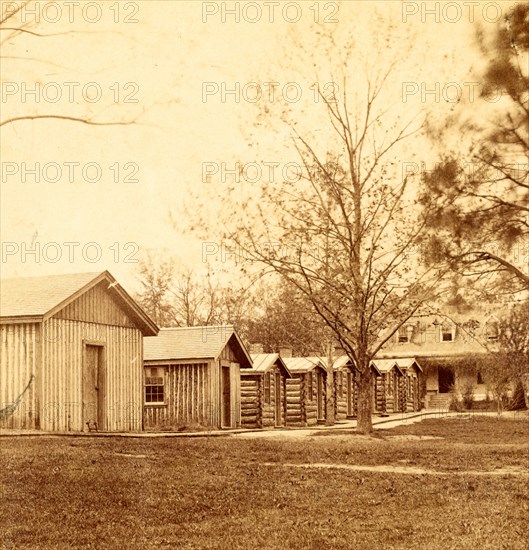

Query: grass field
1 417 528 549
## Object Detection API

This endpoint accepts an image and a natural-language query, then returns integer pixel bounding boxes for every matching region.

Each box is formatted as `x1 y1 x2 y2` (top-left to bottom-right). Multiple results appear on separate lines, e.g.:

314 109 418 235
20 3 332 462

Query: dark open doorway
438 366 455 393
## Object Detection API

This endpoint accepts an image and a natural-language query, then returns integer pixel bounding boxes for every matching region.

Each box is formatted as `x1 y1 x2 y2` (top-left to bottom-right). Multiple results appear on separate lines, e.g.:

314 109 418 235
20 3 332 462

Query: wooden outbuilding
282 356 327 426
240 353 292 429
371 359 406 413
394 358 423 412
143 325 252 430
0 271 158 432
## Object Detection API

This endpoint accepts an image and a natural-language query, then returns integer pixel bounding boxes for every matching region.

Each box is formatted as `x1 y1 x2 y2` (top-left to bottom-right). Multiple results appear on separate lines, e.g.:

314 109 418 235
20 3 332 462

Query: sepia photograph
1 1 528 548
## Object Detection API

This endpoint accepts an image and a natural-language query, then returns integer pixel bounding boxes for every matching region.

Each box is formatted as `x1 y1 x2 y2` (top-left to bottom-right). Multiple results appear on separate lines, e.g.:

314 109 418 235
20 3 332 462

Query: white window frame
144 366 166 405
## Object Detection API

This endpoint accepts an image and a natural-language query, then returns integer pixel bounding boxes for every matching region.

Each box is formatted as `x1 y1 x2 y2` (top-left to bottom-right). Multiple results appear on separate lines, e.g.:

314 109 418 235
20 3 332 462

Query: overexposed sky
0 0 518 292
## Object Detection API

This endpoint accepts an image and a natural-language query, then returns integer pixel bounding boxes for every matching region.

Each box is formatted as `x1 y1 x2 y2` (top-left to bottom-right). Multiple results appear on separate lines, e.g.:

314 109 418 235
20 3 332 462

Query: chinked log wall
240 374 261 428
285 375 304 426
334 369 348 421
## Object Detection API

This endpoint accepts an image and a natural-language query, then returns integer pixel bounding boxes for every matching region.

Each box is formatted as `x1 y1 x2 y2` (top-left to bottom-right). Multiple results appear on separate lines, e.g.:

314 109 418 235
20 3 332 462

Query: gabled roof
370 359 405 375
393 357 423 372
323 355 353 370
144 325 252 368
245 353 292 377
0 271 158 336
283 356 325 373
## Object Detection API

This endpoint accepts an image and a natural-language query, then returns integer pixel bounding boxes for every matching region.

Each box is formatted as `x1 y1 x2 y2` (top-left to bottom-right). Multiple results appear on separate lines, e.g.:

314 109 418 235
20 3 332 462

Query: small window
398 326 409 343
477 371 484 385
145 367 165 404
263 372 271 404
441 324 454 342
485 322 499 341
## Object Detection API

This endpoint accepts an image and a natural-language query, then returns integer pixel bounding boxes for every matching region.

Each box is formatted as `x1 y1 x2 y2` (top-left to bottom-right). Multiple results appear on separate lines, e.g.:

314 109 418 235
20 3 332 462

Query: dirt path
259 462 529 476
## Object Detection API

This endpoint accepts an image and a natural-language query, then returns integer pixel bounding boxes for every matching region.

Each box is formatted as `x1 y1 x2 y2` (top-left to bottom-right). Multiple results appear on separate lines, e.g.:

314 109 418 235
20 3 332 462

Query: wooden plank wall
41 317 143 432
143 362 210 429
54 281 136 328
0 323 40 429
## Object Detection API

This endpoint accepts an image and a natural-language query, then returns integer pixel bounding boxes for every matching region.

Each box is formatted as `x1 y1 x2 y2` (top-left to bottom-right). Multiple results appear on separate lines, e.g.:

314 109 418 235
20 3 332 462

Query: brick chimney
279 346 292 358
249 342 264 354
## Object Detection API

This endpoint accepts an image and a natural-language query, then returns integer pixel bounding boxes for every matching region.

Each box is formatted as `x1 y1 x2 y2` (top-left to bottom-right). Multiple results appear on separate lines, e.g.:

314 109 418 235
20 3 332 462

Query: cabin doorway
221 366 231 427
438 366 455 393
82 344 104 431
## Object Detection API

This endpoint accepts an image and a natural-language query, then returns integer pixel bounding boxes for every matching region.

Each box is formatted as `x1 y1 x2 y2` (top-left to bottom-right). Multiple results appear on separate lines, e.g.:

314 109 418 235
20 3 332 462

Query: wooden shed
240 353 292 429
371 359 405 414
394 358 423 412
143 325 252 430
0 271 158 432
282 356 327 426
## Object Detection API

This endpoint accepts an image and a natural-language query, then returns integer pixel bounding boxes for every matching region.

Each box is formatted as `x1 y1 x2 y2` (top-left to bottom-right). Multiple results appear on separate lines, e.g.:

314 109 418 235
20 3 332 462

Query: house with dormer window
378 310 499 408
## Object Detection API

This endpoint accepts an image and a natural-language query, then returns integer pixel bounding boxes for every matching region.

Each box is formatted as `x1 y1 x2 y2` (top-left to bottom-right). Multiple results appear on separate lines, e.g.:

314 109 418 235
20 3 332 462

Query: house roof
144 325 252 368
283 356 325 373
370 359 404 375
243 353 292 377
0 271 158 336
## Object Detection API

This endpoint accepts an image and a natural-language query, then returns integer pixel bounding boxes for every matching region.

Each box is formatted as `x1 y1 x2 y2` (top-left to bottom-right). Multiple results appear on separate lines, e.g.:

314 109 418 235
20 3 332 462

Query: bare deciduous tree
222 67 447 433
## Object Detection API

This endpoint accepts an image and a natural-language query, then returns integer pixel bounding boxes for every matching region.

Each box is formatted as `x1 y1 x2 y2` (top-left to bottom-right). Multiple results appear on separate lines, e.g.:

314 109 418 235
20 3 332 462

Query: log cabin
370 359 406 414
240 353 292 429
282 356 327 426
394 358 423 412
143 325 252 430
0 271 158 432
328 355 357 421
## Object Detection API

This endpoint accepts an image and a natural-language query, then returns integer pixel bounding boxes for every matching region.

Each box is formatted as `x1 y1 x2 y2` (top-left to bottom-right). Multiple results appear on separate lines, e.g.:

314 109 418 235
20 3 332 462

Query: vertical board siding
54 282 136 328
0 323 39 429
40 318 143 432
144 362 211 429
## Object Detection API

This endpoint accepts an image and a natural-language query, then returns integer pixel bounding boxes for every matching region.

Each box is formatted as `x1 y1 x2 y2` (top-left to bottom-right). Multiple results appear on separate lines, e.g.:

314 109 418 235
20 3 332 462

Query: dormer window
485 321 499 341
441 323 454 342
397 324 414 343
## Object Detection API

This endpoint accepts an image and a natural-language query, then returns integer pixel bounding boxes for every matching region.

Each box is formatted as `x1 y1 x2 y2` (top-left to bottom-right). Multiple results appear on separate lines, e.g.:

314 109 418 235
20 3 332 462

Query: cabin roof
370 359 405 375
0 271 158 335
245 353 292 377
283 356 324 373
322 355 353 370
144 325 253 368
393 357 423 372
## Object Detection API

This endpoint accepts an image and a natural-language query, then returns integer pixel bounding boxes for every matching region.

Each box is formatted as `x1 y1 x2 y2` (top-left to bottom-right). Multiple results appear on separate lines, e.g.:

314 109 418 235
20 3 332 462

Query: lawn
1 417 528 550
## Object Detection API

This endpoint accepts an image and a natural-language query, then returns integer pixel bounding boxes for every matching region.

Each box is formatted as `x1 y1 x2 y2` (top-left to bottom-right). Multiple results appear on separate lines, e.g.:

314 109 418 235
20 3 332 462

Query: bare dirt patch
259 461 529 477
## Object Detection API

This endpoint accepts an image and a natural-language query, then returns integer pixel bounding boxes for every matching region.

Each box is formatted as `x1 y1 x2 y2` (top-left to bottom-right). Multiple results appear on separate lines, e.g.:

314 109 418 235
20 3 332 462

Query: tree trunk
520 373 529 409
356 370 373 433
